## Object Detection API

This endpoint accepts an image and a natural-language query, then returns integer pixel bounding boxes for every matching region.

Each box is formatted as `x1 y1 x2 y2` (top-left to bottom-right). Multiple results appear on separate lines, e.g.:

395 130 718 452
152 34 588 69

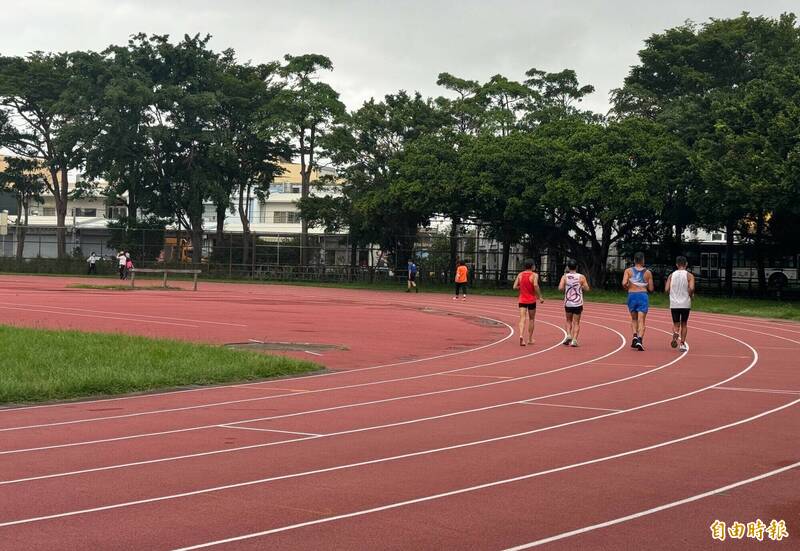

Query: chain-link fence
0 226 798 297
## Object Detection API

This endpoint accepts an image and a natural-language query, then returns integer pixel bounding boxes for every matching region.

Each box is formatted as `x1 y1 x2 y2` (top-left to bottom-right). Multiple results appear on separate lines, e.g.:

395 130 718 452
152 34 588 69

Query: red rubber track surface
0 275 798 550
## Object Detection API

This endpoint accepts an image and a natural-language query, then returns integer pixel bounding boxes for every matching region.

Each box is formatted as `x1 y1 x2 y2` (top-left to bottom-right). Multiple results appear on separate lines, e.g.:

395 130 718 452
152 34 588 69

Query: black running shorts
671 308 690 323
565 306 583 315
519 302 537 310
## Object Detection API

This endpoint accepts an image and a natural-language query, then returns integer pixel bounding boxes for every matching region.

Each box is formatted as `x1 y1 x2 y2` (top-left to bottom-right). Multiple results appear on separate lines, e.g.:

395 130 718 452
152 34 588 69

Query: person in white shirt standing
665 256 695 352
87 252 99 275
558 258 590 347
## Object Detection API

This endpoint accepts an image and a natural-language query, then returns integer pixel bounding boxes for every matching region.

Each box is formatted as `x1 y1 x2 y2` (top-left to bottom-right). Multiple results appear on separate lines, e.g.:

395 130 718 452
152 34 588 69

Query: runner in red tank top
513 259 544 346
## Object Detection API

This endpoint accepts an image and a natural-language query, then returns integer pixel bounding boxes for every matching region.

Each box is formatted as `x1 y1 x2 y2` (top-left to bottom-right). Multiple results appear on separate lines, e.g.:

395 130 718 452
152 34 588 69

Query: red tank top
518 271 536 304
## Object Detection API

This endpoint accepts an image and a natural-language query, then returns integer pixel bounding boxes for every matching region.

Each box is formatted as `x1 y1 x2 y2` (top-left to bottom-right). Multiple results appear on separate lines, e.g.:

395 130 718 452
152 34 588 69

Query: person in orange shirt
454 260 468 301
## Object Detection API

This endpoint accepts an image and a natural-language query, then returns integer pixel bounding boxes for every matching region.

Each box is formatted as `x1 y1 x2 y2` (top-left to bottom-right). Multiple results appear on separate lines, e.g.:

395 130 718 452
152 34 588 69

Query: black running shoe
631 336 639 349
635 339 644 351
563 337 572 346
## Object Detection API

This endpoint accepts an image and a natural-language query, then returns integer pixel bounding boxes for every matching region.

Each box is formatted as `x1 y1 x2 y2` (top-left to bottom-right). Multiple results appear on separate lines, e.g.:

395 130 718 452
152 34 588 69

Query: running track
0 275 798 550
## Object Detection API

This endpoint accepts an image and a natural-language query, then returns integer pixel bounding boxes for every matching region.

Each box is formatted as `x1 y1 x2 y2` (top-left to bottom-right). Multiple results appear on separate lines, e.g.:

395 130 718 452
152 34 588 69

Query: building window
273 211 300 224
43 207 56 217
73 208 97 217
711 233 723 241
106 206 128 219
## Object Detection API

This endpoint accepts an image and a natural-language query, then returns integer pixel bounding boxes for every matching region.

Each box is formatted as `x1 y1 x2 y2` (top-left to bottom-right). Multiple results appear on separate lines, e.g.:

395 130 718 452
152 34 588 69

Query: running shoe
635 339 645 351
520 337 526 347
462 296 467 301
679 343 688 352
670 332 679 348
631 336 638 348
570 339 578 347
452 296 458 300
563 337 572 346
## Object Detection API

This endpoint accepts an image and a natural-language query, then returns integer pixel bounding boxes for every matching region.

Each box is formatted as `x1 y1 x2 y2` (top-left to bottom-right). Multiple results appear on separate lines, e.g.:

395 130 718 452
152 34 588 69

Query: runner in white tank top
665 256 695 352
558 260 590 347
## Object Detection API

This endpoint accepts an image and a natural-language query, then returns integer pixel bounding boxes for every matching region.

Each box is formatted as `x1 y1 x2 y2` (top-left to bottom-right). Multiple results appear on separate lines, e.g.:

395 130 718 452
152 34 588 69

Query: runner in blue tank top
622 251 653 351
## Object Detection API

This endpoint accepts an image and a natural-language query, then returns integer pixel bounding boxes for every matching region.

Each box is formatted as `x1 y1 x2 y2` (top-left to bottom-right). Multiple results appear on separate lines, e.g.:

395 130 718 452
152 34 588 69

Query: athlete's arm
622 268 630 290
533 273 544 302
580 275 590 291
646 270 654 292
513 272 521 290
665 272 672 293
558 275 566 291
688 272 696 297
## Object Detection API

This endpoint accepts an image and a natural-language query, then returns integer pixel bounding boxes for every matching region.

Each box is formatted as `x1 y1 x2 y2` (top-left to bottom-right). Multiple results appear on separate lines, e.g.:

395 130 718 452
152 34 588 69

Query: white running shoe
570 339 578 347
679 343 688 352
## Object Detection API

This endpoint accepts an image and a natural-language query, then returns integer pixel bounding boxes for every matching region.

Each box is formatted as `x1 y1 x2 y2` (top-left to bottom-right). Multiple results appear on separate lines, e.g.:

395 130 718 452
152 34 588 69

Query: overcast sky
2 1 797 115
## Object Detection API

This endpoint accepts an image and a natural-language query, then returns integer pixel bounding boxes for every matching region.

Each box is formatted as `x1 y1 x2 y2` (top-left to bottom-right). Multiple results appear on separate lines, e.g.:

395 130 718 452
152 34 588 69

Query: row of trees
300 12 800 291
0 34 343 262
2 14 800 293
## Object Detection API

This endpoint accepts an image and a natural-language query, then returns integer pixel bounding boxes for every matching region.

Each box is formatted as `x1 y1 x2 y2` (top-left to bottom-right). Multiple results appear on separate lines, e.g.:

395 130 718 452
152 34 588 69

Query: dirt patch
417 306 504 327
226 341 348 352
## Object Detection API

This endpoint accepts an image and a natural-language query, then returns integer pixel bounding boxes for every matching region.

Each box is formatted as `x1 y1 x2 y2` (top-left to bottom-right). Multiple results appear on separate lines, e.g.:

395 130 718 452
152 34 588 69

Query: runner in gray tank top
665 256 695 352
558 258 590 347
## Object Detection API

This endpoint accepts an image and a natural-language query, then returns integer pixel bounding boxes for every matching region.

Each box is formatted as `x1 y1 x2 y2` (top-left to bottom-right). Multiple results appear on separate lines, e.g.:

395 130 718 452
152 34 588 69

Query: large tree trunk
300 168 310 267
215 203 226 249
499 240 512 284
754 214 767 295
190 215 204 265
50 168 69 259
15 198 28 261
238 185 251 266
449 218 460 277
724 219 735 297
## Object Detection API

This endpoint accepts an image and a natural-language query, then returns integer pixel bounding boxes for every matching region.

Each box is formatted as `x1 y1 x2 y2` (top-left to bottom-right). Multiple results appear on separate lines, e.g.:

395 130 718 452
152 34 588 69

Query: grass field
0 326 322 405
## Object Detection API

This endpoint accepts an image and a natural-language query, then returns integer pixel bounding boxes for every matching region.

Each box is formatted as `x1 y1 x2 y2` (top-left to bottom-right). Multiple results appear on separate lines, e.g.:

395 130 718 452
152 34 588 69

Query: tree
0 51 104 257
215 56 289 265
460 131 548 282
540 118 669 285
279 54 345 265
613 12 800 294
314 91 445 269
0 157 46 260
523 68 597 125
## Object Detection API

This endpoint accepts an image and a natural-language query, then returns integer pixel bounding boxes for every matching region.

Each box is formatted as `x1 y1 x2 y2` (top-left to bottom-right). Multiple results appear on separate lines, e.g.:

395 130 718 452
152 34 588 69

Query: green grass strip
0 325 322 405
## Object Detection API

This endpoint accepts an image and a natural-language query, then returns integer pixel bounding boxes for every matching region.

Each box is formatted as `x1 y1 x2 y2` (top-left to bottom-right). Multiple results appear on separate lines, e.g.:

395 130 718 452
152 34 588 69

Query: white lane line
0 303 516 413
0 319 585 452
0 329 650 485
503 461 800 549
0 305 198 328
304 351 323 357
0 302 249 327
436 374 513 380
247 339 263 344
168 400 797 551
519 402 622 413
216 425 322 437
0 324 755 525
0 316 553 433
713 386 800 396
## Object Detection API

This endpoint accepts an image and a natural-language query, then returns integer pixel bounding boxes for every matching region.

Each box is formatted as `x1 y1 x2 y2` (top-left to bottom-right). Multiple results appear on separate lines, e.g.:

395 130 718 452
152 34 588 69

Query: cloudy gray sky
2 1 797 114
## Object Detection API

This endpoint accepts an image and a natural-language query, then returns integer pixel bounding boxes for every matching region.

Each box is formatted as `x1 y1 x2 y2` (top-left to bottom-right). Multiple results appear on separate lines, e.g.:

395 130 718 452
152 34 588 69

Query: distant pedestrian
665 256 695 352
558 258 590 347
454 260 468 300
125 253 134 280
407 260 418 293
87 252 99 275
117 251 127 280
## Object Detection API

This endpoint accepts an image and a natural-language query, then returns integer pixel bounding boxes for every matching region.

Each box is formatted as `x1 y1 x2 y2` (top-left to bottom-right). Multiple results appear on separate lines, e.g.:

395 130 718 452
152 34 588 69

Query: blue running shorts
627 292 649 313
